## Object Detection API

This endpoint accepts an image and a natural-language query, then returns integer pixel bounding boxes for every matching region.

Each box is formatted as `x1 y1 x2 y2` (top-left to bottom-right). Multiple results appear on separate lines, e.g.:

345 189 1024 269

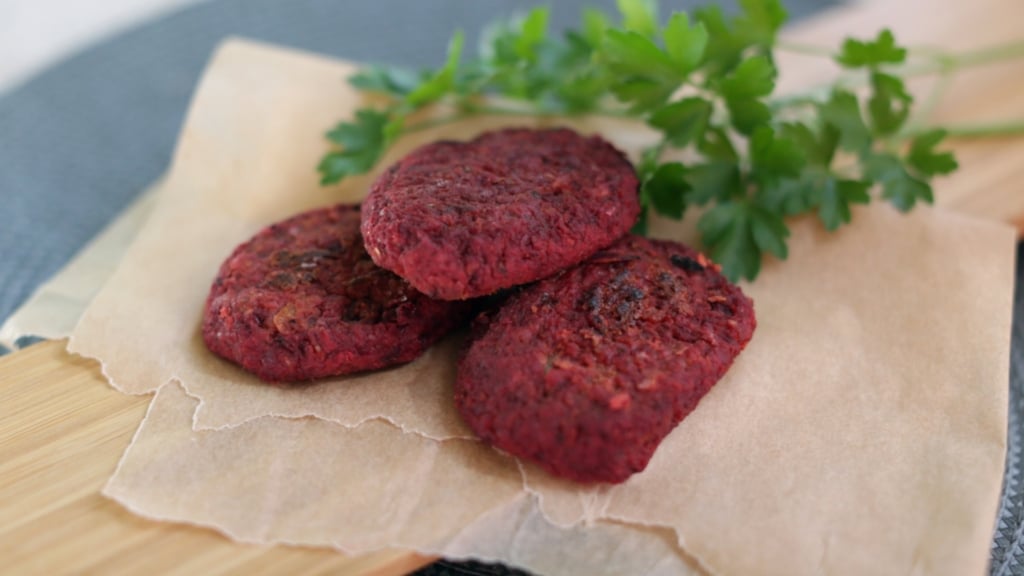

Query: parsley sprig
319 0 1024 281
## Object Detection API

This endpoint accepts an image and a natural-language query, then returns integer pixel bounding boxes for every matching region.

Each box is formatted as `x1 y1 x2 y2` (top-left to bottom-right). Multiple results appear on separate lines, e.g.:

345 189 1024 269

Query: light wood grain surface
0 340 433 576
3 0 1024 574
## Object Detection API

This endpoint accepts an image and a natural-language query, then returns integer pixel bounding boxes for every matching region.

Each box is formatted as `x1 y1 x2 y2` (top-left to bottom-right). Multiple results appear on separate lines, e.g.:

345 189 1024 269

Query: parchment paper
65 39 651 438
106 382 704 576
68 39 1018 575
527 206 1017 575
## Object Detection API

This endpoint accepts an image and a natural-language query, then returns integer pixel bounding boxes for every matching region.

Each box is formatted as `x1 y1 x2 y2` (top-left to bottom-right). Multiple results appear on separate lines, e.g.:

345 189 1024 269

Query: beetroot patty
454 236 756 483
361 127 641 300
202 204 470 382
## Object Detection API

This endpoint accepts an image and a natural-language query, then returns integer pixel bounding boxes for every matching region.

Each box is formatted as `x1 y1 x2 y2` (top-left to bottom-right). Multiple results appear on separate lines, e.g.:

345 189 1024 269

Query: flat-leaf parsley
319 0 1024 281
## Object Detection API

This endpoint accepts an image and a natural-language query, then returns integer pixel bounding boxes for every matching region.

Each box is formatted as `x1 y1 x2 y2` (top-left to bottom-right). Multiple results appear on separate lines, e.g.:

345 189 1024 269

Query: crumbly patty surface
454 235 756 483
202 204 469 382
361 127 640 300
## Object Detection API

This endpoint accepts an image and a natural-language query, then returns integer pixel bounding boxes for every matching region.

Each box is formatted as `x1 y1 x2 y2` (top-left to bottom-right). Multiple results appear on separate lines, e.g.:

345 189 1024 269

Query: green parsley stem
775 40 836 58
649 138 670 162
777 37 1024 76
923 120 1024 139
401 113 469 134
459 104 552 118
908 69 955 128
401 104 634 136
770 38 1024 115
768 90 829 111
943 39 1024 69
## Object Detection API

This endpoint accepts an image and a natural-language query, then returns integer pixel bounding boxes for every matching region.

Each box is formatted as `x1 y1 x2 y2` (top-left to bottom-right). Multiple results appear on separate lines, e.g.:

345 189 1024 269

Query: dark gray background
0 1 1020 574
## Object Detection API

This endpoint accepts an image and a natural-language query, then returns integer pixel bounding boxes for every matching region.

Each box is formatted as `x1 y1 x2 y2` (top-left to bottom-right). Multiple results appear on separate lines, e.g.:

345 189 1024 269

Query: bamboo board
0 340 433 576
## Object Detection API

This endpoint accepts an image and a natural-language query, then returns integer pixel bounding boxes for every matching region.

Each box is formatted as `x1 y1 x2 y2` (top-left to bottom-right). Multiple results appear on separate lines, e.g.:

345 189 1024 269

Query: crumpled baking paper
56 38 1018 575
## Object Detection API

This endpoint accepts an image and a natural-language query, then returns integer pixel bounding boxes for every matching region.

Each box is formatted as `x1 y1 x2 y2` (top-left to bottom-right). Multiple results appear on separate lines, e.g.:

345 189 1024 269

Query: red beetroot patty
202 204 470 382
454 235 756 484
361 127 641 300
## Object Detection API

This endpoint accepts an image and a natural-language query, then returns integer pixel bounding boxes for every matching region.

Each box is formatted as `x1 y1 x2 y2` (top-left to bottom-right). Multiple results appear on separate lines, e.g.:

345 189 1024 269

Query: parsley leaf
868 71 912 135
734 0 787 47
836 29 907 69
601 29 685 111
818 89 872 153
515 7 549 60
717 55 776 99
749 126 805 183
648 97 712 146
693 6 747 73
863 152 933 211
686 160 743 204
817 178 871 230
907 129 959 176
699 199 788 281
662 13 708 73
581 8 611 47
757 174 818 216
779 122 838 167
616 0 659 38
348 65 421 96
319 109 389 184
325 3 964 282
642 161 689 219
699 201 761 281
717 55 776 134
726 98 772 135
601 30 679 79
406 31 464 106
698 126 739 160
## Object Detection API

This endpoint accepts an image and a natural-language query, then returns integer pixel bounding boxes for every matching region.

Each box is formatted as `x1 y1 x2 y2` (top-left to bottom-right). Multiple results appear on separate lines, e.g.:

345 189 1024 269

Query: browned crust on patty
202 204 471 382
361 127 641 300
454 235 756 483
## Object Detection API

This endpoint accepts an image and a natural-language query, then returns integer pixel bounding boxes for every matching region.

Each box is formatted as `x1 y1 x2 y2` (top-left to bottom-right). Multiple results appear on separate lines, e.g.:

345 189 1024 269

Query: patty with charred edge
454 235 756 484
203 204 471 382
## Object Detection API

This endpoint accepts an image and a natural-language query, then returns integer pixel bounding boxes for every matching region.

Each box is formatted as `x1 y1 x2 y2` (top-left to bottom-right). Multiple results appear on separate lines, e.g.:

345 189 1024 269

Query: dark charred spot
671 254 704 273
267 272 297 289
588 253 641 266
583 273 648 332
343 299 384 322
711 301 735 317
584 286 607 333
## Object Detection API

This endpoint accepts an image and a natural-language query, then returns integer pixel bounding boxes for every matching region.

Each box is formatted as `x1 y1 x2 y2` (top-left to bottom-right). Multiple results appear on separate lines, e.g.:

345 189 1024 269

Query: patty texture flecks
454 235 756 483
202 204 470 382
361 127 641 300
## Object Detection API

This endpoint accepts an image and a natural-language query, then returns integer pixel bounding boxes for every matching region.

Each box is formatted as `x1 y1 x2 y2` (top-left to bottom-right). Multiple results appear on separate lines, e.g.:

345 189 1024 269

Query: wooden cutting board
2 0 1023 574
0 339 434 576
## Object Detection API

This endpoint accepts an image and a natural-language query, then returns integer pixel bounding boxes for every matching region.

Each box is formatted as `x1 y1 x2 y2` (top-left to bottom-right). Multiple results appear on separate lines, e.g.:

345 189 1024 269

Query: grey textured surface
991 246 1024 576
0 0 1019 574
